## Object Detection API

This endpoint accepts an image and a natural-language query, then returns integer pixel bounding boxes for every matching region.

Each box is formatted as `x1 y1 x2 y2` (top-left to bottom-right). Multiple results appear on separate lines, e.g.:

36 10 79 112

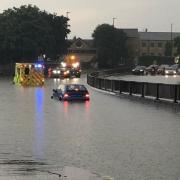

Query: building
121 29 139 64
139 32 180 56
68 38 97 67
68 29 139 66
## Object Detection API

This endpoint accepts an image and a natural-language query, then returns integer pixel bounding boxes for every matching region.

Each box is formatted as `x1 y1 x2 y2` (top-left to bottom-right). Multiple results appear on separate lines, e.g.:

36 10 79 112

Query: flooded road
0 75 180 180
107 74 180 84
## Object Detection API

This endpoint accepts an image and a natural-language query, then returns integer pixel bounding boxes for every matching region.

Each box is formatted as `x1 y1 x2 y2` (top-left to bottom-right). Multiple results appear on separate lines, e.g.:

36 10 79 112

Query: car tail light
64 93 69 98
85 93 89 98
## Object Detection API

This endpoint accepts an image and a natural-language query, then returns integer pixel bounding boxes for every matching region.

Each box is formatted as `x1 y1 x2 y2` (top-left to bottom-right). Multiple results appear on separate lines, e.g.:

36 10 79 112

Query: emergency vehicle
13 63 44 86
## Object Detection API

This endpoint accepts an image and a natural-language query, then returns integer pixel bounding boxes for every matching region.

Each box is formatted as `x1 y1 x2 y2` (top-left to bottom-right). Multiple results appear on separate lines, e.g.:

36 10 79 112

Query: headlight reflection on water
35 88 45 159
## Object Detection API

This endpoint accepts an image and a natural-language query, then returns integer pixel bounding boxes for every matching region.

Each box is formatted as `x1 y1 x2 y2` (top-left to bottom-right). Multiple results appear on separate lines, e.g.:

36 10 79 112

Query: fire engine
60 54 81 78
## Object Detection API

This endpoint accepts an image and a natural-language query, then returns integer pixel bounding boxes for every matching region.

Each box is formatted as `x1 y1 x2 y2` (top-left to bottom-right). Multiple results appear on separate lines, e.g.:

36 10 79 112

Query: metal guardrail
87 70 180 104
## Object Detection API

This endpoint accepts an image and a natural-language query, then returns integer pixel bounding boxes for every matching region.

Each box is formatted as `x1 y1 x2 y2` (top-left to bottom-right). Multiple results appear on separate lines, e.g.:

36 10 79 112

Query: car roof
58 84 87 89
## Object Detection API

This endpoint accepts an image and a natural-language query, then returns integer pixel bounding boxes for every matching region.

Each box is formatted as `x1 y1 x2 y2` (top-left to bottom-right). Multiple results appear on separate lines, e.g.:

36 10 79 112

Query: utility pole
113 17 116 28
66 11 70 18
171 23 173 57
66 11 70 40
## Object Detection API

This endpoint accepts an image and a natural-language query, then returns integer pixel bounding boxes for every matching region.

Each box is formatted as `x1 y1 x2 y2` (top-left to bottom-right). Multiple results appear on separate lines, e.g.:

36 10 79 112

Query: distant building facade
68 29 139 66
68 38 97 65
139 32 180 56
67 30 180 66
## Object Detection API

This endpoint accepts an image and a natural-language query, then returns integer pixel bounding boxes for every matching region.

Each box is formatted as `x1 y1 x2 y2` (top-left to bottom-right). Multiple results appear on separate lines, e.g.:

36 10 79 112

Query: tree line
0 5 180 67
0 5 70 64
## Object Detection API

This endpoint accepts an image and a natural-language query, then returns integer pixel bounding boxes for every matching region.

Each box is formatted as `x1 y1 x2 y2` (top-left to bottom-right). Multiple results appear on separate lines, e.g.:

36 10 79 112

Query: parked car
164 67 177 75
171 64 180 75
132 66 146 75
48 67 70 78
51 84 90 101
157 64 169 75
145 65 159 75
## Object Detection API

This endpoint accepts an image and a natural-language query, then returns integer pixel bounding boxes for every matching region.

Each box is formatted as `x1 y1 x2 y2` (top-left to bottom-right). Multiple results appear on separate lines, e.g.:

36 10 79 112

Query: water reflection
63 101 69 120
35 88 44 159
62 100 91 121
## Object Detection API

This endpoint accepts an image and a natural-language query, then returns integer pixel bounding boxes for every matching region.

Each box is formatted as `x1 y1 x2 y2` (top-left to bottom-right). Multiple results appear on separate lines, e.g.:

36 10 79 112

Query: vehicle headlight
66 70 70 74
132 69 135 71
173 71 176 74
61 62 67 68
57 70 60 74
72 62 79 68
140 70 143 72
53 70 57 74
165 70 169 74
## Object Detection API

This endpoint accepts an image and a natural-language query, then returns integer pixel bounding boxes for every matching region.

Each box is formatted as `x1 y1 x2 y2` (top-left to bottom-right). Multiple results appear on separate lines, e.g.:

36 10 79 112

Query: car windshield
165 67 173 70
66 84 86 91
134 66 145 69
171 64 178 69
159 65 169 68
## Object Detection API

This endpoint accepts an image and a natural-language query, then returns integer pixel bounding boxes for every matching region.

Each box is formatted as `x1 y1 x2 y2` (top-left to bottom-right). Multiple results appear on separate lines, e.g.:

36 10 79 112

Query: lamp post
113 17 116 28
171 23 173 57
66 11 70 18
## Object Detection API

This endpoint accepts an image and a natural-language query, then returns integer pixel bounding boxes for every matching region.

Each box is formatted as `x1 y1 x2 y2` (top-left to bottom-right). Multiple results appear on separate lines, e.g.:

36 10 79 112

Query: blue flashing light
35 64 43 68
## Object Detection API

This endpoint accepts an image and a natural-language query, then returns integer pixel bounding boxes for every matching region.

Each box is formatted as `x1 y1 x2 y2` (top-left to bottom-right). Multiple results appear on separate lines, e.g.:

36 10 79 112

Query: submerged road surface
0 75 180 180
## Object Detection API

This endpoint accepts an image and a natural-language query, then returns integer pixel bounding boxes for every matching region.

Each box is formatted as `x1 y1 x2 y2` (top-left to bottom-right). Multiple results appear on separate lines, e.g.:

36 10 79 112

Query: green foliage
92 24 127 68
174 36 180 55
0 5 70 64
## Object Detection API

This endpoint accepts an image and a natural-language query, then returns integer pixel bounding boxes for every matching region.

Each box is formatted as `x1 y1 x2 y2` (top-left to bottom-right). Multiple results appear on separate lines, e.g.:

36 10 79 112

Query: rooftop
139 32 180 41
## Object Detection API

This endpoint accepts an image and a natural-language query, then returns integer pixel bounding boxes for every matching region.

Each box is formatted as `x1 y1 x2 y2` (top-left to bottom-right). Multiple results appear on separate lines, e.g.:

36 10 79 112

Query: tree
0 5 70 64
174 36 180 56
92 24 127 68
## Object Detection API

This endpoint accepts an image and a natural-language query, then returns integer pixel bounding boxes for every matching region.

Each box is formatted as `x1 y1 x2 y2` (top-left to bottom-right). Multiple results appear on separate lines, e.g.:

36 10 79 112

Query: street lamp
113 17 116 27
171 23 173 57
66 11 70 18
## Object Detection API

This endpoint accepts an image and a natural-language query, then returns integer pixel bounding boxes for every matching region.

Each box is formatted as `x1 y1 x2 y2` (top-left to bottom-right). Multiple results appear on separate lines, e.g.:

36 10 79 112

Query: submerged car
157 64 169 75
51 84 90 101
132 66 146 75
145 65 159 75
171 64 180 75
51 67 61 78
164 67 177 75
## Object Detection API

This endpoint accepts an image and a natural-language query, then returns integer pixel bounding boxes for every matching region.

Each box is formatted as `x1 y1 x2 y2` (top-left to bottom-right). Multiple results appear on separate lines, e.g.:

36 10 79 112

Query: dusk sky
0 0 179 38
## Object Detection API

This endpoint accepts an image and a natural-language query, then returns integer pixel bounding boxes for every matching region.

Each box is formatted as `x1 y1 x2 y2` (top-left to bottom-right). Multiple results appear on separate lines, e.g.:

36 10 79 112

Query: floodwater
0 75 180 180
107 74 180 84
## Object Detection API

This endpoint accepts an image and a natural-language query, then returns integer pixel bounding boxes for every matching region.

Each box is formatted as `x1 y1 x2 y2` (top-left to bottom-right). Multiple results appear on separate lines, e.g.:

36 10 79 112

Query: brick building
139 32 180 56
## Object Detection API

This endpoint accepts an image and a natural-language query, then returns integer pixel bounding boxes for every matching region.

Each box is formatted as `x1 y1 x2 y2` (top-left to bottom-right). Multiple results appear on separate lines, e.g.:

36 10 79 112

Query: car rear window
66 85 86 91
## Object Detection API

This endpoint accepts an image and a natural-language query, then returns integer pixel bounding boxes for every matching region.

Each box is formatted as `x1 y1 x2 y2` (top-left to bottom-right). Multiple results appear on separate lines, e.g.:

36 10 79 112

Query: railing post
111 80 114 92
119 81 122 94
129 81 132 95
141 82 145 98
93 77 95 87
156 84 159 100
99 78 101 89
174 85 178 103
104 79 107 90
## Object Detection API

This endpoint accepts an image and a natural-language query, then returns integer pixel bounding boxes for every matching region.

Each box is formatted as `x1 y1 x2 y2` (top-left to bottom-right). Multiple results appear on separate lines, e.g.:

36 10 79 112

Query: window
151 43 154 47
158 43 162 47
25 68 29 75
142 42 146 47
